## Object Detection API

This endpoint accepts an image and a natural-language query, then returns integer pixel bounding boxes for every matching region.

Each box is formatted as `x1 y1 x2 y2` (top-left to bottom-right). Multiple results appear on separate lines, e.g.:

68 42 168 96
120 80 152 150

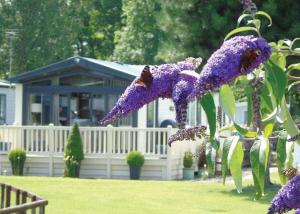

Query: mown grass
0 175 284 214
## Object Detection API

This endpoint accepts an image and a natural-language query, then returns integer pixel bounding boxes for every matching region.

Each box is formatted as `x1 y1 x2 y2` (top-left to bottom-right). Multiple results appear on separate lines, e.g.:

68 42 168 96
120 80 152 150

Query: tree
113 0 161 64
156 0 300 63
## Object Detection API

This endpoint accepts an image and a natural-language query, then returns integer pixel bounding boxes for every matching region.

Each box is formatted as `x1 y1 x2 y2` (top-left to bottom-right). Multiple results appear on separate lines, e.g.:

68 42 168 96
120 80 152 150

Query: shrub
8 148 26 176
126 151 144 167
183 152 193 168
64 123 84 177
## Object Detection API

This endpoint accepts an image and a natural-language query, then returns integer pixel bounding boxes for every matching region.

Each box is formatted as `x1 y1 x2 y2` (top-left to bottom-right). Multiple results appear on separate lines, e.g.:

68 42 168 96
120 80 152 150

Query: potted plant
64 123 84 178
126 151 144 180
8 148 26 176
183 152 194 180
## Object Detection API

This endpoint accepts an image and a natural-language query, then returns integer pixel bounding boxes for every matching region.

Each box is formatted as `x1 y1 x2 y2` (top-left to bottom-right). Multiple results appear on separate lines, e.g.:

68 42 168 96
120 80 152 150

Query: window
147 101 156 127
0 94 6 124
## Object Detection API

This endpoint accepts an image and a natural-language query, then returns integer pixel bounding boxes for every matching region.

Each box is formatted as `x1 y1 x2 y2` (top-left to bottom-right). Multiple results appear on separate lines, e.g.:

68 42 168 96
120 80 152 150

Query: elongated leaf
255 11 272 27
281 97 300 145
291 38 300 50
225 26 258 40
200 93 216 139
205 139 219 176
250 141 262 199
228 136 244 193
287 63 300 73
263 122 274 138
285 141 294 168
276 130 287 184
288 81 300 91
269 53 286 69
220 84 236 120
247 19 261 30
250 137 270 199
260 81 275 114
221 138 233 184
237 13 253 27
234 123 258 138
265 60 287 106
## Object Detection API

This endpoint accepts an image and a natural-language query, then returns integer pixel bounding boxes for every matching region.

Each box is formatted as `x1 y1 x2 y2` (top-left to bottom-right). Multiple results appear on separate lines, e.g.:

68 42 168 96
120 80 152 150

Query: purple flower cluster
101 58 199 125
188 36 272 102
168 126 207 146
268 174 300 214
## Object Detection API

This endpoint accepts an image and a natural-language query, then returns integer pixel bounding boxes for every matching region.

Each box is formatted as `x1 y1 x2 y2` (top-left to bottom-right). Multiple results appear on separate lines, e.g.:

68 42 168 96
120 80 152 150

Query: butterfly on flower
283 167 299 180
240 49 261 74
135 65 153 88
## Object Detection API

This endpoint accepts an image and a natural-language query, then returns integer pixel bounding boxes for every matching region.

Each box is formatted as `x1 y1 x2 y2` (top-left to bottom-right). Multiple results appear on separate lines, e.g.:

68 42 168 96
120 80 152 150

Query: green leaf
263 122 274 138
276 130 287 184
287 63 300 73
219 84 236 120
264 60 287 106
247 19 261 30
255 11 272 27
285 141 294 168
291 38 300 50
225 26 258 40
269 53 286 69
250 137 270 199
260 81 275 114
205 139 219 176
237 13 253 27
281 97 300 145
221 138 232 184
234 123 258 138
228 136 244 193
288 81 300 91
200 93 216 139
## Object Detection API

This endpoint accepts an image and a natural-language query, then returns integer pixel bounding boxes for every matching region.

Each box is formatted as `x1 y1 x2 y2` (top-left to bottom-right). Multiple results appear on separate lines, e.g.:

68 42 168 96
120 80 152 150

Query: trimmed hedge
64 123 84 177
126 151 144 167
8 148 26 176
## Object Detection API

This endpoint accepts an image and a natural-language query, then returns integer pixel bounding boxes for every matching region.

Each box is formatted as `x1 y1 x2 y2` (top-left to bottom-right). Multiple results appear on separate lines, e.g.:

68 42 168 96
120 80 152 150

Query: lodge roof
10 56 142 83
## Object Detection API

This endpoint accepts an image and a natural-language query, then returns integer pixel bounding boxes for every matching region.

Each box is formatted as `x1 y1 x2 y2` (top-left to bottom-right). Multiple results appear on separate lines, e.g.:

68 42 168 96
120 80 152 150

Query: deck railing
0 183 48 214
0 125 172 157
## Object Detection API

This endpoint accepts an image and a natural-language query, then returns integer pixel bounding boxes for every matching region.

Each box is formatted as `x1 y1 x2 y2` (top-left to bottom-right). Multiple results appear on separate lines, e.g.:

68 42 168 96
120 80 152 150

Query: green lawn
0 175 282 214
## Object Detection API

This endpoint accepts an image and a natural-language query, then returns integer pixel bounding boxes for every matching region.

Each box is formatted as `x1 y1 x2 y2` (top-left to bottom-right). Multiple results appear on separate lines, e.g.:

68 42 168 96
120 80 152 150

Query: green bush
126 151 144 167
183 152 193 168
8 148 26 176
64 123 84 177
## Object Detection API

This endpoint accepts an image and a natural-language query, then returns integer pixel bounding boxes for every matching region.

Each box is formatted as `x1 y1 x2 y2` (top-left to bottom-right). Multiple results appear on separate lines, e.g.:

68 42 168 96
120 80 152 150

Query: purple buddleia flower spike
169 36 271 146
268 174 300 214
188 36 272 102
101 57 201 126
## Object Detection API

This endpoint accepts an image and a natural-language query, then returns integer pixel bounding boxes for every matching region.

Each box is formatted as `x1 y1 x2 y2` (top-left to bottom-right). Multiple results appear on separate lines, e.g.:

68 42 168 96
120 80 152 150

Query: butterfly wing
135 65 153 88
240 49 261 74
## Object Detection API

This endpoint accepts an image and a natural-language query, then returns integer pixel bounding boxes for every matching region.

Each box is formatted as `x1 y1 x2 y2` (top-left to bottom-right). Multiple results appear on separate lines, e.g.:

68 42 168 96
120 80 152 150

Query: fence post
137 129 146 154
106 125 113 179
166 125 173 180
48 124 54 176
16 126 23 149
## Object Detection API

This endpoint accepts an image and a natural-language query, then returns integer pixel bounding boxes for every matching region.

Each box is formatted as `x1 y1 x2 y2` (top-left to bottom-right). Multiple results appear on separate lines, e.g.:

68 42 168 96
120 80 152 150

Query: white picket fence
0 125 200 180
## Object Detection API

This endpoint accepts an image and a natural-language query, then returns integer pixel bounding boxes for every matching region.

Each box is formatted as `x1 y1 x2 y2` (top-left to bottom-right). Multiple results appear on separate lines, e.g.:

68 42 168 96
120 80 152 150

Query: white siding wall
0 86 15 125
